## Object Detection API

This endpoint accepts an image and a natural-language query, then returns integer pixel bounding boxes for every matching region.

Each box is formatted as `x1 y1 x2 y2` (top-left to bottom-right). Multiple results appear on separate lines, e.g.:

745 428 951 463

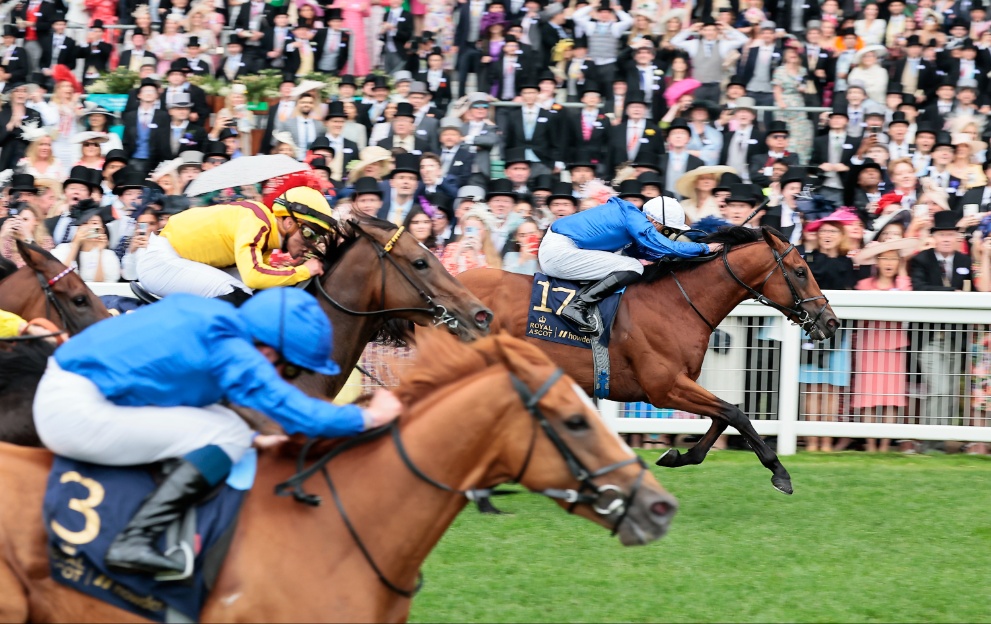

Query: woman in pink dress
852 236 919 453
335 0 371 76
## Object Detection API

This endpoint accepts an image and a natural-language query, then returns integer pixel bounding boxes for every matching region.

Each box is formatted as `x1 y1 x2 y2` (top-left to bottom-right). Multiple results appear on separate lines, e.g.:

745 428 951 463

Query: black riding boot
215 288 253 307
104 459 214 575
559 270 641 333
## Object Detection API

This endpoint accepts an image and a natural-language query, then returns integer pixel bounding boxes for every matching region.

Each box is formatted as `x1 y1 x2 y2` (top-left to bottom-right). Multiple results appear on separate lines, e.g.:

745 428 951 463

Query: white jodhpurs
136 234 252 299
537 230 644 282
33 359 254 465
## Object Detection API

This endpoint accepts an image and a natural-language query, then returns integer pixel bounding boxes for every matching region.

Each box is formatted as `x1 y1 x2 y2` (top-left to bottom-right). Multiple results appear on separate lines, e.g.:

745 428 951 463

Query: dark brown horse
0 216 492 446
0 240 111 335
0 331 676 622
459 227 839 495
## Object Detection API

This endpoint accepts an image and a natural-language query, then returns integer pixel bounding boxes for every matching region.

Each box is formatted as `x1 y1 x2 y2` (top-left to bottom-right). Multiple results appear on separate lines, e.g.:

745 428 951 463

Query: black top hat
3 25 18 38
352 176 383 197
631 160 661 172
899 93 918 107
766 120 790 136
727 183 759 205
187 36 201 47
218 127 238 141
700 15 717 25
888 111 909 127
326 7 343 20
572 34 588 48
103 149 128 167
581 80 602 96
537 69 556 84
112 169 145 192
310 157 331 173
905 34 922 46
887 82 904 95
829 105 849 118
64 165 97 191
157 195 191 216
617 179 644 199
10 173 36 193
915 122 938 137
548 181 578 203
486 177 517 200
518 79 539 92
394 102 415 119
204 140 229 159
391 152 420 177
714 171 742 193
168 58 190 74
532 173 554 192
53 11 67 22
934 131 954 149
325 100 347 119
137 77 159 92
503 146 530 166
856 157 882 173
667 117 691 135
567 159 595 170
935 75 956 89
686 99 716 117
370 75 389 90
932 210 959 231
727 74 747 88
949 16 969 29
336 76 356 89
624 89 647 107
87 168 104 191
309 136 334 155
73 200 112 227
780 170 805 189
637 170 663 188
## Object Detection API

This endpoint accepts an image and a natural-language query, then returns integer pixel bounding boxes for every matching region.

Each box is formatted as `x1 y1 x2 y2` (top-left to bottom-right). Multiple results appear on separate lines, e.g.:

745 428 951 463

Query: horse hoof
655 448 680 467
772 477 793 495
476 498 508 515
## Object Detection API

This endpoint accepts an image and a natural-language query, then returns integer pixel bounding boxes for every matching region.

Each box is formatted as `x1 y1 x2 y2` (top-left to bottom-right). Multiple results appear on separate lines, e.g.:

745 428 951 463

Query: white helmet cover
642 195 688 231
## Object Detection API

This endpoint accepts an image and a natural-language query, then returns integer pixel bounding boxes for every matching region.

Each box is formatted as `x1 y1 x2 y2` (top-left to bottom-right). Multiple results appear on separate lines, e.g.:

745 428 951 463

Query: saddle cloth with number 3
525 273 625 349
43 453 255 622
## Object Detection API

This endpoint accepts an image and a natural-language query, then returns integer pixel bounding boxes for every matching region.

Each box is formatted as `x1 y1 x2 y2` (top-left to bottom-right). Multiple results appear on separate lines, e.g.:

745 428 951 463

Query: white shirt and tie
522 106 539 162
779 203 802 245
626 120 645 160
297 117 316 158
441 147 457 175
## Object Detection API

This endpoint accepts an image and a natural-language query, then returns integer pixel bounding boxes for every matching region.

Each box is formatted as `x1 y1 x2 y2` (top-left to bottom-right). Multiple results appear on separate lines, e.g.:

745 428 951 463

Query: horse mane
640 226 776 284
0 340 53 395
394 330 553 407
0 254 16 282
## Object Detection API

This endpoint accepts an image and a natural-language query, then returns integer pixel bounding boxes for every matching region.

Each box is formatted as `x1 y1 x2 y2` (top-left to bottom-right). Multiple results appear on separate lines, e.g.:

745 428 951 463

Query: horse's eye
794 268 806 279
564 414 590 432
72 296 89 307
412 258 429 270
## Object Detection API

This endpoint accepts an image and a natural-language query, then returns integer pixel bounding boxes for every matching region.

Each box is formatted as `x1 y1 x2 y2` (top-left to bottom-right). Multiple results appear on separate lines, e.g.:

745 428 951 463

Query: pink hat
806 208 862 233
664 78 701 107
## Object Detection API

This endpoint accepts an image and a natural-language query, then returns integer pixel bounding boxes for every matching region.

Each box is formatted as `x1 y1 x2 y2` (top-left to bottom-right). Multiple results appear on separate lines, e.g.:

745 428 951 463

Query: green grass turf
408 450 991 623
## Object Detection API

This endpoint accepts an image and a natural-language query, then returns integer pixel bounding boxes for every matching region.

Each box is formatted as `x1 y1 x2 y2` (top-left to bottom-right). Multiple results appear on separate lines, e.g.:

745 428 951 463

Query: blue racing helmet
239 288 340 375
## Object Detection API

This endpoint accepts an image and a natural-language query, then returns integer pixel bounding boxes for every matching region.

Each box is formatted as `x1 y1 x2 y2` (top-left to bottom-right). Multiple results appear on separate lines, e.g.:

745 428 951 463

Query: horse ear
761 226 784 249
491 333 551 379
16 239 50 271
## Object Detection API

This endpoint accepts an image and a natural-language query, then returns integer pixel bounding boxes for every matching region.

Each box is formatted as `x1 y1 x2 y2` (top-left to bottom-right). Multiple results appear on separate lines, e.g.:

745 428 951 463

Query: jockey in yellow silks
136 185 335 306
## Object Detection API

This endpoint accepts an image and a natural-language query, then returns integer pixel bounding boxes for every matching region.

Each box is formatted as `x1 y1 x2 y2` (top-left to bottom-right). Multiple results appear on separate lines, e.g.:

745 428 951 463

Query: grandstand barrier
86 285 991 454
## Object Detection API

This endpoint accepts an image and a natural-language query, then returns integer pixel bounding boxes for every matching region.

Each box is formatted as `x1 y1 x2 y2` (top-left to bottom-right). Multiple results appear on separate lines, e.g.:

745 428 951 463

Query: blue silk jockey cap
239 288 341 376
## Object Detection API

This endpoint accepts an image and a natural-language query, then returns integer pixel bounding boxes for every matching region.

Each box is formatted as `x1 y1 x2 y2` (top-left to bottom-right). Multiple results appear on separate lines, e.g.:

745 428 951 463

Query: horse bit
672 241 829 338
274 367 648 598
311 224 463 331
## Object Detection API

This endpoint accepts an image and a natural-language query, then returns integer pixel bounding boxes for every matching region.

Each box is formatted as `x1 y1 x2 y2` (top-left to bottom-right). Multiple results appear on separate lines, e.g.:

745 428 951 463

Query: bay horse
0 331 677 623
459 227 839 495
0 240 111 336
0 215 493 446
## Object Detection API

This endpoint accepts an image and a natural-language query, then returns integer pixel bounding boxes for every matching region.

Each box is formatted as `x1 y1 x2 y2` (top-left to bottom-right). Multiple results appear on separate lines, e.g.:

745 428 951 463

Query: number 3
50 471 105 546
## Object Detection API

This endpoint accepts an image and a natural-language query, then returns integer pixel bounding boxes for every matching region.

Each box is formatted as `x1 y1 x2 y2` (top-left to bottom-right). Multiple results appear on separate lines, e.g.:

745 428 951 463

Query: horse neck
255 367 523 610
305 238 389 399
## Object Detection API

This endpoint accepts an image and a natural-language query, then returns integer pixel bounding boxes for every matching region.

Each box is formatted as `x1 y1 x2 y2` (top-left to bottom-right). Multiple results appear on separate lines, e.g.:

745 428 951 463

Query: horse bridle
674 240 829 338
274 367 648 598
33 266 79 335
311 224 463 331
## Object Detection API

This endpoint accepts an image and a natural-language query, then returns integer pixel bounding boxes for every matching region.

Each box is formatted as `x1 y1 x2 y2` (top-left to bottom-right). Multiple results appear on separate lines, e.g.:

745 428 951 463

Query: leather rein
274 367 647 598
671 239 829 337
311 223 463 332
25 266 76 339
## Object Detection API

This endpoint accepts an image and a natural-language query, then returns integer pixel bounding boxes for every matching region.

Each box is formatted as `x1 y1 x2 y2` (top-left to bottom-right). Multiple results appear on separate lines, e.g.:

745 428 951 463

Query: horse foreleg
653 376 793 495
0 560 28 622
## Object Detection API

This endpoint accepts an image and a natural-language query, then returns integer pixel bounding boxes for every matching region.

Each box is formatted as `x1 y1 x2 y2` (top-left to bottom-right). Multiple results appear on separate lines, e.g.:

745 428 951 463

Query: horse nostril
475 310 492 328
651 501 673 517
826 318 839 331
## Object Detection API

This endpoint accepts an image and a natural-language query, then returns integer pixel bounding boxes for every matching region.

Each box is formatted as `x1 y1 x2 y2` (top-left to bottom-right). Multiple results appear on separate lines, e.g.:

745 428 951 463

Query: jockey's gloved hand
362 389 404 429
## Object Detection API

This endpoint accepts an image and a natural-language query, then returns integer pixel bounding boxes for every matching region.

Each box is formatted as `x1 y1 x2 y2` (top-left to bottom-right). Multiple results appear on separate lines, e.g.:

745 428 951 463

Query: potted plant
189 74 227 113
84 69 139 113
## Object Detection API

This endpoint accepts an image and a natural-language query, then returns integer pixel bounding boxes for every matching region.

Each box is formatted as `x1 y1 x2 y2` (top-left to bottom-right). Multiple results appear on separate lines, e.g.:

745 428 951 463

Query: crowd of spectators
0 0 990 451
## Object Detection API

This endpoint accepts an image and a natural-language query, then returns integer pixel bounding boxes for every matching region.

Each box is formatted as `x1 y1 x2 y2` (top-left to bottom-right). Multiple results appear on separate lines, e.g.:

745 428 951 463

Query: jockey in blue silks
33 289 403 576
538 196 723 332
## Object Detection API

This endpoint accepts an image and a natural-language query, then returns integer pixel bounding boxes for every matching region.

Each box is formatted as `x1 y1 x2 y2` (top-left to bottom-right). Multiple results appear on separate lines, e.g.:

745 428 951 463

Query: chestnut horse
459 227 839 495
0 331 677 622
0 240 111 336
0 216 492 446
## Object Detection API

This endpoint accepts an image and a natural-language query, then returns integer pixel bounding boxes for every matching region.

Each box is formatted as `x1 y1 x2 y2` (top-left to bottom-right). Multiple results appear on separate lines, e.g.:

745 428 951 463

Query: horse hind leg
653 376 793 495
